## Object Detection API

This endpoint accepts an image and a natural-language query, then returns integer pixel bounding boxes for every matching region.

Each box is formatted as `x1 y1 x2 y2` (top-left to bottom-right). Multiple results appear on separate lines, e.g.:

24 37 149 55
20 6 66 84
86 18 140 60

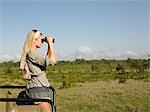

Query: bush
116 63 125 74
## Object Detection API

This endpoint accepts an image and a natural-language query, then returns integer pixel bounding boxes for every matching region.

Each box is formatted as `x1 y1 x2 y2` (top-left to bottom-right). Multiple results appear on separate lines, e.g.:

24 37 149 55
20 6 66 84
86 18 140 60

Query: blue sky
0 0 149 61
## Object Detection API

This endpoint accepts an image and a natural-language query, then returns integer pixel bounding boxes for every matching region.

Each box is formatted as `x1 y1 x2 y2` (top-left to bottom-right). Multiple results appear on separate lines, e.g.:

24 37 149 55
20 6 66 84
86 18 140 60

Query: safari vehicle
0 86 56 112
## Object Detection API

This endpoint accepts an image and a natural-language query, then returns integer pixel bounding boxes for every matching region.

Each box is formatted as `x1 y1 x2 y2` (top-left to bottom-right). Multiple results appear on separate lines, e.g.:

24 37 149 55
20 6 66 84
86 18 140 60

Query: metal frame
0 86 56 112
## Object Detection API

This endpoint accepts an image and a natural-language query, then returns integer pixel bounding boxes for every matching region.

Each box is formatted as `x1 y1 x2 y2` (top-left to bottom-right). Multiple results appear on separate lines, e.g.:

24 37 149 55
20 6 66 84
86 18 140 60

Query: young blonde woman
20 29 57 112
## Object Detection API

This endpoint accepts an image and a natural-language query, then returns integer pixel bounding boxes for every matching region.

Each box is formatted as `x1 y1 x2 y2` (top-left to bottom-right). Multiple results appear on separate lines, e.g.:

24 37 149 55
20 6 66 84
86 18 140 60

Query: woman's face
35 36 42 48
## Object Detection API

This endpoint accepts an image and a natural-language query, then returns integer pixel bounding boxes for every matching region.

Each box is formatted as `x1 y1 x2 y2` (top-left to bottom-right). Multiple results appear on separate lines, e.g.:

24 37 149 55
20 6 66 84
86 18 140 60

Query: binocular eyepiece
42 37 55 43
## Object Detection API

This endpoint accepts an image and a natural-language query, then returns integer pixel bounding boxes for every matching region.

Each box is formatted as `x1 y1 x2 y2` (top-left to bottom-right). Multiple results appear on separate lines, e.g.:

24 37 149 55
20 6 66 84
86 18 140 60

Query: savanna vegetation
0 58 150 112
0 58 149 87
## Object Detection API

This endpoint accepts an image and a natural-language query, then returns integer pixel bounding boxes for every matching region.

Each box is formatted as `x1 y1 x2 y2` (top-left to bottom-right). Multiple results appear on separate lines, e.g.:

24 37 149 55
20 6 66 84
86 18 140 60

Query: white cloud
75 46 118 60
0 54 21 63
123 51 138 56
0 55 13 62
74 46 149 60
56 51 69 61
0 48 149 63
75 46 95 60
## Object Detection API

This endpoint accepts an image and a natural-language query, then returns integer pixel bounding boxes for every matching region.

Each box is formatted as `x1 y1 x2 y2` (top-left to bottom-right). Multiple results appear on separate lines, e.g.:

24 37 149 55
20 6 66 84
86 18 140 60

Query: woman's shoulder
30 49 40 55
27 49 40 58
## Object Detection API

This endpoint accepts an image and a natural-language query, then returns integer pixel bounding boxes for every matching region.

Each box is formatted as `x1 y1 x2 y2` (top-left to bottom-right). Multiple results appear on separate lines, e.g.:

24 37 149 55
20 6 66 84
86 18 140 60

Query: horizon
0 0 149 62
0 55 150 64
0 50 149 63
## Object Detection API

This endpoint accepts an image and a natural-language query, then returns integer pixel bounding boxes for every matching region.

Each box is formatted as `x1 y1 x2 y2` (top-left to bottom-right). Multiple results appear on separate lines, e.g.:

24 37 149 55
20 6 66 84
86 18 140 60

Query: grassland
57 80 150 112
0 59 149 112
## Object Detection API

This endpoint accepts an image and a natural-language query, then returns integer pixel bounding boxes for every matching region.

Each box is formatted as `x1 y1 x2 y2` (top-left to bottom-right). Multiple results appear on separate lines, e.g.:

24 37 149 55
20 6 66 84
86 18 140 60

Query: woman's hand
46 36 54 45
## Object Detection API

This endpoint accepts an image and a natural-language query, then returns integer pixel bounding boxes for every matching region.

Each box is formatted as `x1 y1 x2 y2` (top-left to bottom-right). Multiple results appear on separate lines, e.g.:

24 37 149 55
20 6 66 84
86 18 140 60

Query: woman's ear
33 39 36 43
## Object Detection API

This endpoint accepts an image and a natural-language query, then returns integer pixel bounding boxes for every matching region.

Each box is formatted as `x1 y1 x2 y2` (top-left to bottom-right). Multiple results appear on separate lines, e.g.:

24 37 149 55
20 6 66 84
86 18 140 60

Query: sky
0 0 149 61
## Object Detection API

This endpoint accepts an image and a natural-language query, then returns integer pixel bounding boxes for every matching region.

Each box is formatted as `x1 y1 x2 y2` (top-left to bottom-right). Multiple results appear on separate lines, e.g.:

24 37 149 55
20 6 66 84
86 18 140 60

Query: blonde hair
21 30 42 61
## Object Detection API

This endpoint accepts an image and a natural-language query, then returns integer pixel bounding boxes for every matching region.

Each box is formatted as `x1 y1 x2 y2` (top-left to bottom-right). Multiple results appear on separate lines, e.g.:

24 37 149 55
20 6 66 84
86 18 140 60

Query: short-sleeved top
26 49 50 89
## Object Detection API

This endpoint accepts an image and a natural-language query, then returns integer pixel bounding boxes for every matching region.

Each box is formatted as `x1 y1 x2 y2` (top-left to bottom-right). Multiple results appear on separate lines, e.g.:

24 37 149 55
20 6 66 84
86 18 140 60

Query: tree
116 62 125 74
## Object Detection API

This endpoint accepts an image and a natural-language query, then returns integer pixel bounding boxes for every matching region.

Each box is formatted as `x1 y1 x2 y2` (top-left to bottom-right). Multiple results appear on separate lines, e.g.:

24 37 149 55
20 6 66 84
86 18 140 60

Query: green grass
57 80 150 112
0 60 149 112
0 60 149 88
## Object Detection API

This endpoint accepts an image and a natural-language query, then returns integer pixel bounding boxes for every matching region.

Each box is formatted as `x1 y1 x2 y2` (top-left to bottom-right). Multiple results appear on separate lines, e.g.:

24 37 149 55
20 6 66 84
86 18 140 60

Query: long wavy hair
20 29 42 62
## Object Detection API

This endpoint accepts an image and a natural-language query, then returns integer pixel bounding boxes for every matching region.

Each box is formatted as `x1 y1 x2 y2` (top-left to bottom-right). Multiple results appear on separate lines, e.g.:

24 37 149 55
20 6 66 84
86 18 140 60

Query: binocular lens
42 37 55 43
52 38 55 43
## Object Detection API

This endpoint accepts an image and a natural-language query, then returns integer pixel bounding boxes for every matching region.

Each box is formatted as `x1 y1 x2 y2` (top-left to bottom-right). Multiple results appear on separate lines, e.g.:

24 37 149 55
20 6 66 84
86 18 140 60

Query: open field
0 59 149 112
57 80 150 112
0 80 149 112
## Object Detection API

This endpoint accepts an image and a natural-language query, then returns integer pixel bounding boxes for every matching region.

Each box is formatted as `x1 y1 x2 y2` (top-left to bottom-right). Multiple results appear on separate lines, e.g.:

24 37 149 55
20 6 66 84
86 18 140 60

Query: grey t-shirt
26 49 50 89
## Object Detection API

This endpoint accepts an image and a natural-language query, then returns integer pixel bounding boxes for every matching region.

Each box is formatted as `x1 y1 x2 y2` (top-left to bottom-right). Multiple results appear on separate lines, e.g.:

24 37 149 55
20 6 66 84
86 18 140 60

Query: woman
20 29 57 112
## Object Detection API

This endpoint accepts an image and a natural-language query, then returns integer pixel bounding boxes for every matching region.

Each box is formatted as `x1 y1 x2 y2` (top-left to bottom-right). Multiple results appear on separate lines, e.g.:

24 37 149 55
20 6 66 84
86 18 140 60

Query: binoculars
42 37 55 43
